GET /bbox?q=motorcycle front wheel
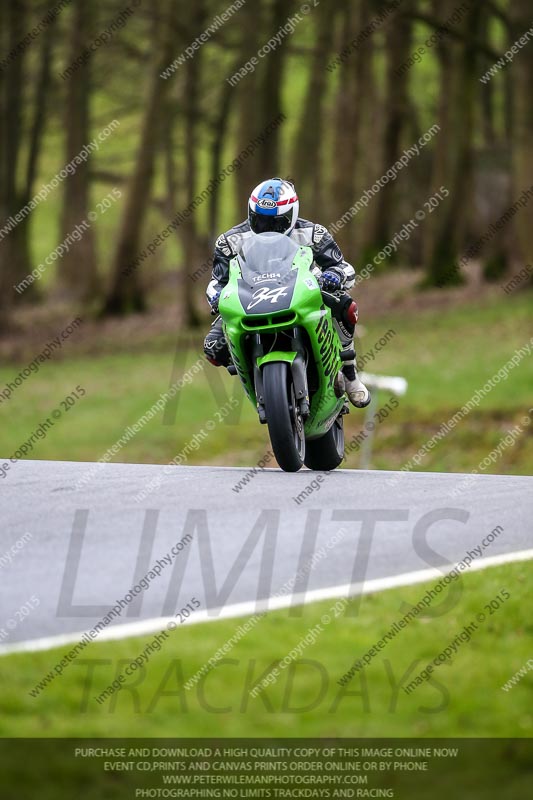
[262,361,305,473]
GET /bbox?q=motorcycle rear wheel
[303,417,345,471]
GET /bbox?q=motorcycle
[218,232,350,472]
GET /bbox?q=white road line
[1,547,532,656]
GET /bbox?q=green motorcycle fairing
[218,232,346,439]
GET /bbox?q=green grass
[1,291,532,474]
[1,561,531,738]
[364,291,533,413]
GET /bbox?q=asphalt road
[0,460,531,652]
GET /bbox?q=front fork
[252,329,310,424]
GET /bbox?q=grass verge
[0,293,532,475]
[1,560,531,738]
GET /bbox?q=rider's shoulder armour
[312,223,328,245]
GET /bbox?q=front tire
[262,362,305,472]
[304,417,345,471]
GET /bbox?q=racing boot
[329,296,371,407]
[339,359,371,408]
[204,316,232,367]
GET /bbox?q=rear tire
[303,417,344,471]
[262,362,304,473]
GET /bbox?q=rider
[203,178,370,408]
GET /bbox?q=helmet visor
[250,208,293,235]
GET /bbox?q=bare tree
[290,0,336,220]
[177,0,208,328]
[330,0,374,255]
[510,0,533,273]
[258,0,291,173]
[234,1,264,207]
[423,0,485,286]
[371,0,415,252]
[0,1,31,323]
[59,0,98,302]
[102,0,175,315]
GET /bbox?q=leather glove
[209,290,221,315]
[319,269,344,292]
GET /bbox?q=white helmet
[248,178,299,235]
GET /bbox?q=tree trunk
[290,0,335,221]
[102,0,175,316]
[423,0,484,287]
[179,0,207,329]
[234,1,263,209]
[371,0,414,251]
[478,12,496,147]
[510,0,533,269]
[24,18,56,207]
[258,0,290,174]
[0,0,31,324]
[330,0,373,254]
[208,75,235,240]
[59,0,98,302]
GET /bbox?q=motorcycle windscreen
[237,232,299,314]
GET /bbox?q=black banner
[0,738,532,799]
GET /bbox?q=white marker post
[358,372,408,469]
